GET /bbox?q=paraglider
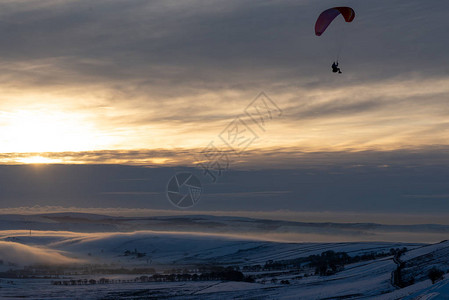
[332,61,342,74]
[315,7,355,37]
[315,7,355,73]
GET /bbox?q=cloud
[2,145,449,167]
[0,240,82,266]
[1,0,449,154]
[1,0,447,84]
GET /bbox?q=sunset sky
[0,0,448,220]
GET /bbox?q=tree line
[52,267,254,286]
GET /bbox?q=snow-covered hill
[0,212,448,299]
[1,212,448,243]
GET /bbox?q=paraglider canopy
[315,7,355,36]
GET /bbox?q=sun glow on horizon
[18,156,62,164]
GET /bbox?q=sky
[0,0,448,222]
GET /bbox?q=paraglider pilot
[332,61,342,74]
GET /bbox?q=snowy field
[0,213,448,299]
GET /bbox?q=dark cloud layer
[2,0,448,89]
[0,146,448,214]
[2,146,449,167]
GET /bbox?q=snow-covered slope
[0,230,420,267]
[0,212,448,299]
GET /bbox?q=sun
[18,156,62,164]
[0,110,101,153]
